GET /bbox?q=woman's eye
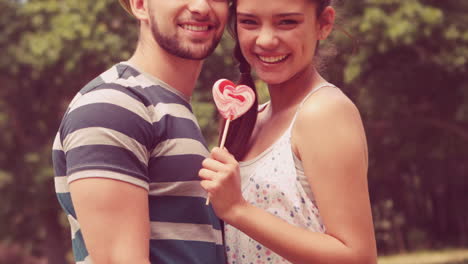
[279,19,298,25]
[238,19,257,25]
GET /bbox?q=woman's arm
[199,88,377,264]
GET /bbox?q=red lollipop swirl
[213,79,255,120]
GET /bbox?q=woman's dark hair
[222,0,333,160]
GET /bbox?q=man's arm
[70,178,150,264]
[61,84,155,263]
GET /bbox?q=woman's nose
[255,27,279,50]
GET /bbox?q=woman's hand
[199,147,247,222]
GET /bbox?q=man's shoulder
[80,63,141,94]
[58,64,155,136]
[62,63,152,113]
[78,63,191,110]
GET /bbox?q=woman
[199,0,377,263]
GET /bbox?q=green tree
[331,0,468,253]
[0,0,137,262]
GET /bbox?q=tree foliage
[0,0,138,262]
[332,0,468,253]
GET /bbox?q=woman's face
[236,0,331,85]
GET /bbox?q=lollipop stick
[219,117,231,149]
[206,117,232,205]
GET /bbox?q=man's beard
[150,16,221,60]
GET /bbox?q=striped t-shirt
[52,62,225,264]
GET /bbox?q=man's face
[148,0,229,60]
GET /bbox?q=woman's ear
[129,0,150,22]
[318,6,335,40]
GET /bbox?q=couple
[52,0,377,263]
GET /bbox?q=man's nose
[187,0,211,18]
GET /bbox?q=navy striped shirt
[52,62,226,264]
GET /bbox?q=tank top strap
[288,83,336,130]
[258,102,269,112]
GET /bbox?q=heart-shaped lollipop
[213,79,256,120]
[206,79,255,205]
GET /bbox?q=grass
[378,249,468,264]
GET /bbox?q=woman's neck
[267,65,326,115]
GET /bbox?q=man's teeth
[182,25,209,31]
[259,55,287,63]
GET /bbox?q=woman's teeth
[258,55,288,63]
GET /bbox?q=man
[52,0,229,263]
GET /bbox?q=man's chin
[178,45,217,60]
[152,29,218,60]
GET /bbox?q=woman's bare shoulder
[296,87,362,128]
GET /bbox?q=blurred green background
[0,0,467,263]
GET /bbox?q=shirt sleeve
[59,87,154,190]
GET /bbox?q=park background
[0,0,467,263]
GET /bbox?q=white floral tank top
[224,84,333,264]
